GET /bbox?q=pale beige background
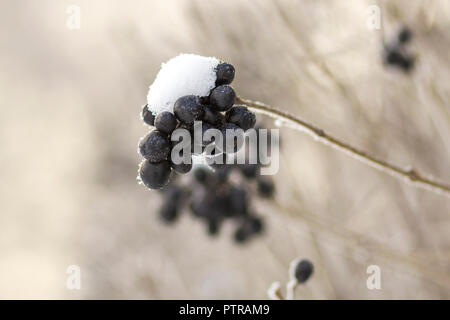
[0,0,449,299]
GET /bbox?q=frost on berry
[147,54,220,115]
[138,54,272,245]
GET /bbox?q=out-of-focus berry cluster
[157,126,275,244]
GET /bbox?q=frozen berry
[226,106,256,131]
[215,63,235,85]
[139,159,172,189]
[139,130,171,163]
[155,111,177,134]
[210,85,235,112]
[294,260,314,283]
[141,104,155,126]
[202,105,224,125]
[174,95,204,125]
[257,178,274,198]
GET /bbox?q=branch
[236,96,450,198]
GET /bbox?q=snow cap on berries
[147,54,220,115]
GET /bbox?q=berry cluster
[384,26,414,72]
[138,62,257,190]
[156,126,275,244]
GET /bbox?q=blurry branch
[263,201,450,289]
[237,96,450,198]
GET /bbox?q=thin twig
[236,96,450,198]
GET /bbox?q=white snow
[146,54,220,115]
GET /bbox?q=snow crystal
[147,54,220,115]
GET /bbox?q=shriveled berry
[225,106,256,131]
[139,130,171,163]
[294,260,314,283]
[210,85,235,112]
[215,63,235,85]
[155,111,177,134]
[174,95,204,125]
[257,178,274,198]
[141,104,155,126]
[202,105,224,125]
[139,159,172,189]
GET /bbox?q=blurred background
[0,0,449,299]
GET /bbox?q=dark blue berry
[141,104,155,126]
[155,111,178,134]
[139,159,172,189]
[294,260,314,283]
[139,130,171,163]
[215,63,235,85]
[174,95,204,125]
[225,106,256,131]
[202,105,224,125]
[210,85,235,112]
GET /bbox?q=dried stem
[236,96,450,198]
